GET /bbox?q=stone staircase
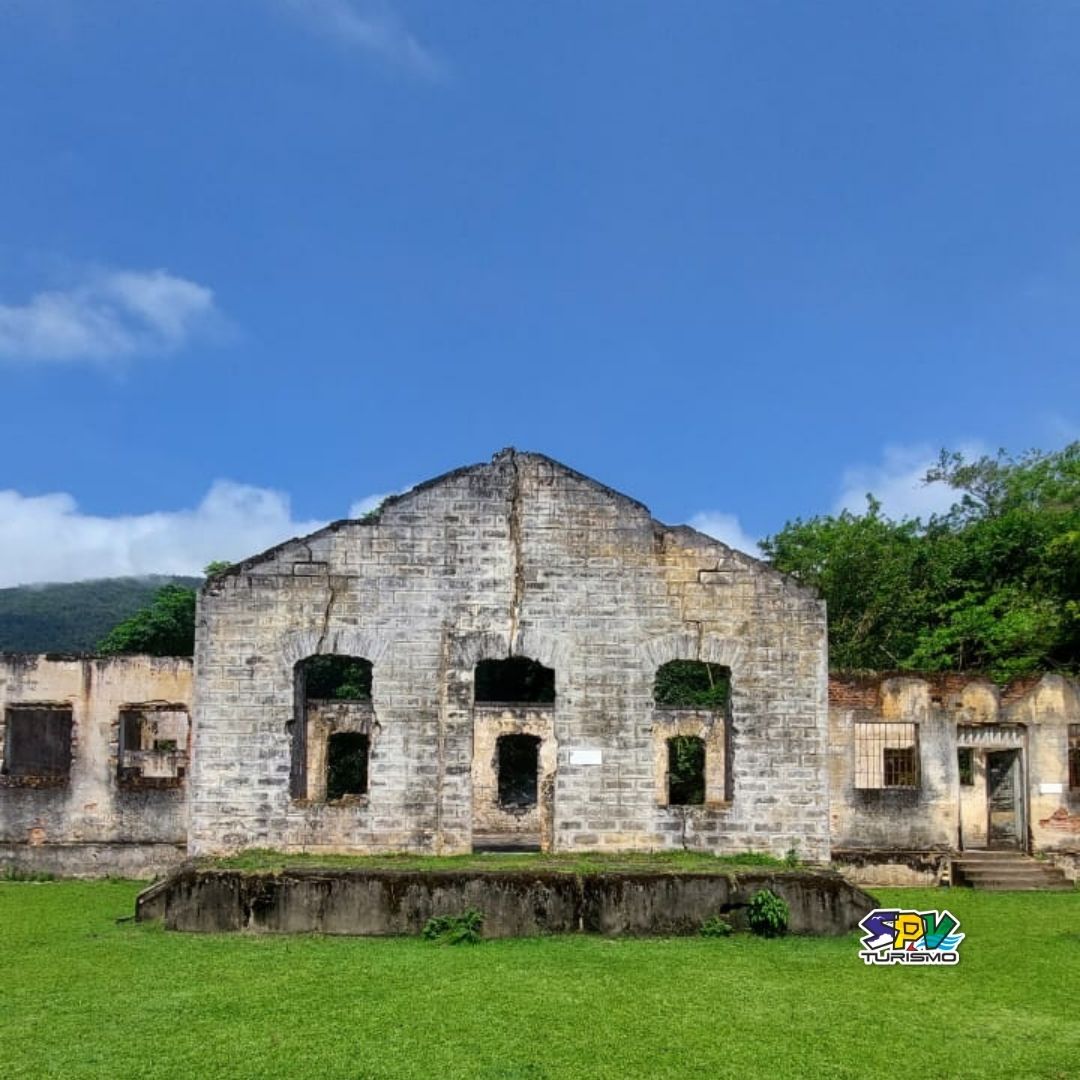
[951,851,1073,891]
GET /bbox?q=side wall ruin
[0,654,192,877]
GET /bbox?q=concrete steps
[952,852,1074,891]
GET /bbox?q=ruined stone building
[2,450,1078,882]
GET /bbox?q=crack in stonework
[507,450,525,655]
[315,578,337,655]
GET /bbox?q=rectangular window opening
[958,747,974,787]
[118,706,189,786]
[496,734,540,809]
[667,735,706,805]
[2,706,73,781]
[1069,726,1080,791]
[326,732,369,800]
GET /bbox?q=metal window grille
[855,722,920,789]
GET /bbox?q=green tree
[96,562,231,657]
[97,584,197,657]
[763,442,1080,681]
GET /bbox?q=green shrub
[783,846,800,868]
[422,909,484,945]
[699,916,733,938]
[746,889,789,937]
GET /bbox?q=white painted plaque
[570,749,603,765]
[1040,783,1064,794]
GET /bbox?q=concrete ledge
[0,842,187,880]
[136,867,876,937]
[831,849,951,887]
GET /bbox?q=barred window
[855,722,920,790]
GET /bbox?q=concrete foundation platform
[136,866,877,937]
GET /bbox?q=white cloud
[277,0,441,77]
[0,482,329,587]
[0,268,221,364]
[687,512,762,557]
[834,442,987,521]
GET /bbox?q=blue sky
[1,1,1078,584]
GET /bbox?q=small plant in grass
[422,909,484,944]
[783,846,800,868]
[699,915,733,938]
[746,888,789,937]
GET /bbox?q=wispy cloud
[0,267,222,365]
[0,482,330,587]
[834,441,987,521]
[687,511,762,557]
[277,0,442,78]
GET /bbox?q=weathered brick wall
[0,654,192,876]
[828,672,1080,855]
[191,450,830,860]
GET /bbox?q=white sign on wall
[1040,783,1064,794]
[570,749,603,765]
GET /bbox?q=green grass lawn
[1,882,1077,1079]
[202,848,789,873]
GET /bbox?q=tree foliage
[96,584,197,657]
[96,563,230,657]
[762,443,1080,681]
[0,576,201,653]
[300,655,373,700]
[654,660,731,709]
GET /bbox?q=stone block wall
[191,449,830,860]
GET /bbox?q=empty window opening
[326,733,369,800]
[496,734,540,808]
[958,748,974,787]
[475,657,555,705]
[668,735,706,805]
[118,706,189,785]
[299,655,373,701]
[1069,726,1080,791]
[2,706,73,781]
[855,723,920,789]
[654,661,731,709]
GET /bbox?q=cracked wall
[191,449,830,859]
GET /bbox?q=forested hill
[0,577,202,654]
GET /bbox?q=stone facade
[190,449,830,860]
[4,449,1078,881]
[0,653,192,877]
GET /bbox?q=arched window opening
[291,654,374,801]
[654,661,730,709]
[497,734,541,808]
[475,657,555,705]
[299,655,372,701]
[668,736,706,805]
[326,732,369,800]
